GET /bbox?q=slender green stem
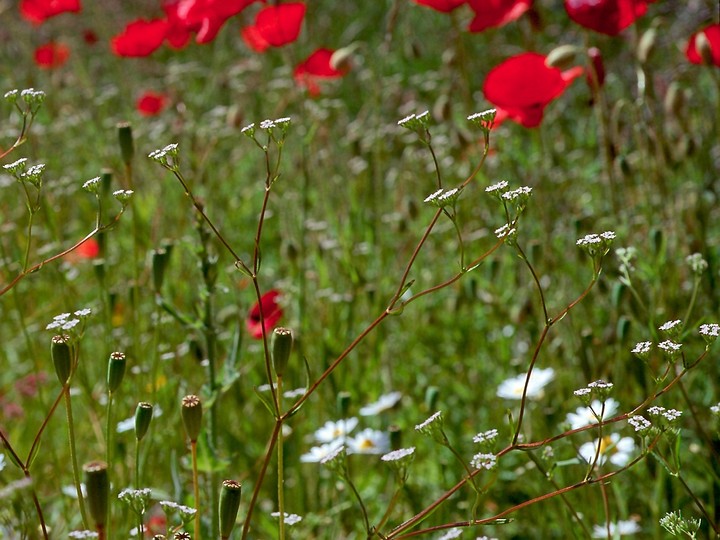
[66,387,89,529]
[105,391,114,540]
[191,440,201,540]
[277,376,286,540]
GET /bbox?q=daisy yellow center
[359,438,376,450]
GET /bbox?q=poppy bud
[51,335,73,385]
[219,479,242,539]
[637,28,657,64]
[587,47,605,90]
[272,327,293,378]
[545,44,579,70]
[181,395,203,442]
[107,352,127,393]
[135,402,154,441]
[117,122,134,166]
[83,461,109,530]
[664,81,684,117]
[695,31,714,66]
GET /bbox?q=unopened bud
[545,44,579,70]
[135,402,154,441]
[83,461,109,529]
[219,480,242,539]
[107,351,127,393]
[181,394,203,442]
[272,327,293,378]
[51,335,73,385]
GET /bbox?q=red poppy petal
[136,92,168,116]
[412,0,466,13]
[247,290,283,339]
[564,0,649,36]
[34,42,70,68]
[255,2,306,47]
[467,0,531,32]
[20,0,81,25]
[111,18,169,57]
[241,25,271,52]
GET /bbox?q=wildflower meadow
[1,0,720,539]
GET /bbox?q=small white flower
[699,323,720,337]
[159,500,196,516]
[359,391,402,416]
[566,398,619,430]
[320,444,345,465]
[68,531,99,539]
[628,415,651,432]
[415,411,442,431]
[300,441,343,463]
[271,512,303,525]
[283,387,306,399]
[470,452,497,470]
[346,428,390,455]
[61,319,80,331]
[313,418,359,444]
[631,341,652,355]
[494,224,516,239]
[659,319,682,332]
[74,308,92,318]
[501,186,532,201]
[241,123,255,134]
[497,368,555,400]
[260,119,276,130]
[587,380,613,390]
[472,429,498,444]
[647,406,665,416]
[662,408,682,421]
[485,180,508,194]
[591,519,641,537]
[658,340,682,353]
[437,528,463,540]
[711,403,720,415]
[424,189,443,203]
[381,447,415,462]
[82,177,101,192]
[574,387,592,397]
[578,433,635,467]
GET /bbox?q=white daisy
[497,368,555,400]
[300,441,343,463]
[346,428,390,455]
[313,418,358,444]
[359,392,402,416]
[566,398,619,430]
[591,519,641,537]
[578,433,635,467]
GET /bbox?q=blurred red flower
[137,92,168,116]
[412,0,465,12]
[294,48,348,96]
[20,0,81,25]
[69,237,100,261]
[564,0,652,36]
[111,19,169,57]
[247,290,283,339]
[168,0,259,44]
[241,2,306,51]
[686,24,720,67]
[83,29,99,45]
[467,0,531,32]
[34,42,70,68]
[483,52,583,128]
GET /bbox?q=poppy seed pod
[219,480,242,539]
[181,395,203,442]
[135,402,154,441]
[83,461,109,529]
[272,327,293,378]
[107,352,126,393]
[51,334,73,385]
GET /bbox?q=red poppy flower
[83,29,99,45]
[247,290,283,339]
[34,42,70,69]
[20,0,81,25]
[686,24,720,67]
[111,19,169,57]
[241,2,306,51]
[169,0,259,44]
[467,0,531,32]
[564,0,652,36]
[136,91,168,116]
[64,237,100,263]
[412,0,466,12]
[482,52,583,128]
[294,48,348,96]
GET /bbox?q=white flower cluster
[472,429,498,444]
[485,180,508,194]
[628,415,651,432]
[148,143,179,167]
[501,186,532,201]
[647,406,682,422]
[657,340,682,354]
[631,341,652,355]
[470,452,497,470]
[397,110,429,129]
[699,323,719,337]
[658,319,682,332]
[271,512,303,526]
[159,500,196,516]
[424,187,461,207]
[381,447,415,463]
[46,309,92,332]
[576,231,615,247]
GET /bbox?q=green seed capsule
[51,335,73,385]
[83,461,109,529]
[135,402,154,441]
[272,327,293,378]
[107,352,127,393]
[219,479,242,539]
[181,395,203,442]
